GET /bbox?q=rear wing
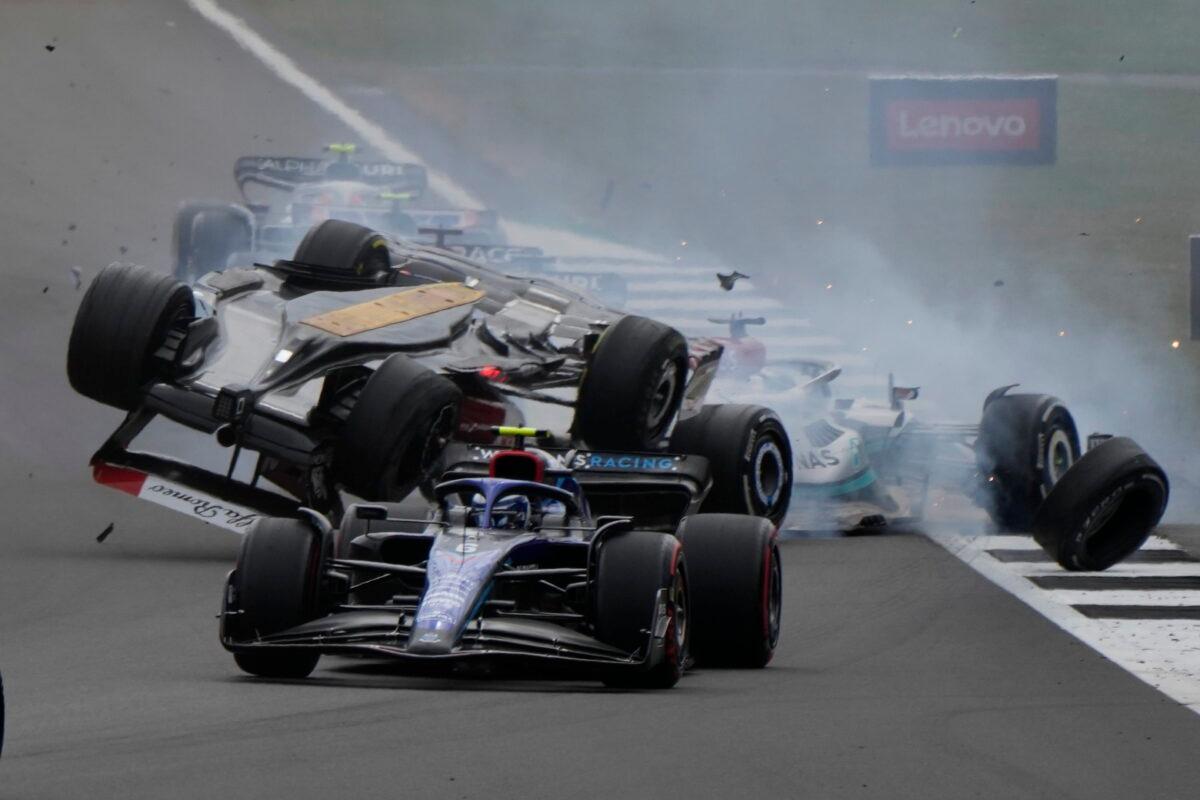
[233,155,428,199]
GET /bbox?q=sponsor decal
[869,77,1056,165]
[469,448,679,473]
[447,244,544,263]
[93,464,261,533]
[796,449,841,470]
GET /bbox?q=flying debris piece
[825,283,833,290]
[42,286,48,294]
[680,240,688,247]
[716,271,749,291]
[96,523,114,543]
[952,27,963,38]
[45,44,56,52]
[1119,54,1125,62]
[118,245,128,255]
[1058,330,1067,337]
[1079,232,1089,237]
[1135,217,1143,224]
[906,320,914,326]
[70,266,82,290]
[1171,340,1181,349]
[816,218,824,226]
[993,279,1005,287]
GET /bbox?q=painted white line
[980,534,1184,551]
[926,525,1200,711]
[1043,590,1200,606]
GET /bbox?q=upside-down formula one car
[68,219,793,528]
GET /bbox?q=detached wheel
[67,263,194,410]
[574,315,687,451]
[334,354,461,502]
[1032,437,1169,571]
[227,517,325,678]
[294,219,391,278]
[678,514,781,668]
[173,202,253,283]
[594,531,688,689]
[976,391,1079,531]
[670,404,793,526]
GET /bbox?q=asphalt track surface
[3,3,1200,798]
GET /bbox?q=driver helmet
[489,495,530,531]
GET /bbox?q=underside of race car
[69,218,798,529]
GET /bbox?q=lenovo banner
[869,76,1057,166]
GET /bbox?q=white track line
[927,526,1200,711]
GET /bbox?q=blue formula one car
[221,427,782,689]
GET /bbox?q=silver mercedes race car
[704,316,1083,533]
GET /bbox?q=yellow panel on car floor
[302,282,484,337]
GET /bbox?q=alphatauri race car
[172,144,506,283]
[221,428,782,688]
[68,219,792,528]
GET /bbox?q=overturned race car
[68,218,792,529]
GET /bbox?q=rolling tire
[594,531,688,689]
[173,203,253,283]
[334,354,461,502]
[976,392,1080,531]
[229,517,325,679]
[677,514,781,668]
[1032,437,1169,571]
[66,263,194,411]
[293,219,391,278]
[669,404,793,527]
[573,315,687,451]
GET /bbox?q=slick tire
[976,391,1080,531]
[1032,437,1169,571]
[172,202,253,283]
[229,517,325,679]
[574,315,688,451]
[334,355,461,502]
[594,531,688,689]
[67,263,194,411]
[293,219,391,278]
[677,514,781,668]
[670,404,793,526]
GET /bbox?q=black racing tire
[334,354,462,502]
[594,531,688,689]
[976,391,1080,531]
[228,517,325,679]
[670,404,793,527]
[173,203,253,283]
[1032,437,1169,571]
[677,514,781,668]
[573,315,688,451]
[67,263,194,411]
[293,219,391,278]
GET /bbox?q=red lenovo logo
[885,98,1041,152]
[869,77,1056,165]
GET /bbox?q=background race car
[172,143,507,282]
